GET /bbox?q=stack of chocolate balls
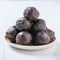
[5,7,56,45]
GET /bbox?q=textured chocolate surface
[16,31,32,45]
[24,7,39,22]
[6,26,18,43]
[34,31,50,45]
[46,28,56,42]
[5,7,56,45]
[32,19,46,31]
[16,17,31,30]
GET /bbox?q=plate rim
[5,38,56,47]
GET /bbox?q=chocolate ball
[34,31,50,45]
[23,7,39,22]
[46,28,56,42]
[32,19,46,31]
[16,31,32,45]
[6,26,18,43]
[16,17,31,31]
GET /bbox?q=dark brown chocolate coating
[6,26,18,43]
[16,31,32,45]
[34,31,50,45]
[16,17,31,31]
[32,19,46,31]
[46,28,56,42]
[5,7,56,46]
[23,7,39,22]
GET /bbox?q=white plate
[5,39,56,50]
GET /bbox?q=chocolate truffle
[16,31,32,45]
[6,26,18,43]
[46,28,56,42]
[34,31,50,45]
[16,17,31,31]
[32,19,46,31]
[23,7,39,22]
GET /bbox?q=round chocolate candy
[46,28,56,42]
[32,19,46,31]
[6,26,18,43]
[23,7,39,22]
[34,31,50,45]
[16,17,31,31]
[16,31,32,45]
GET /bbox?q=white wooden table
[0,1,60,60]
